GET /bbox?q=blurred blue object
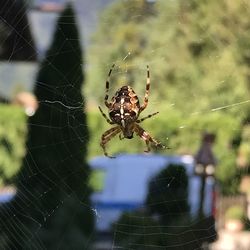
[89,154,216,232]
[0,187,16,203]
[0,193,14,203]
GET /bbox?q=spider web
[0,0,250,249]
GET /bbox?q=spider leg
[100,126,121,158]
[139,65,150,113]
[134,124,166,152]
[98,106,114,124]
[136,111,159,123]
[105,64,115,108]
[119,134,125,140]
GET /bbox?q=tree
[87,0,156,103]
[87,0,249,193]
[0,0,37,61]
[0,4,94,249]
[89,0,250,116]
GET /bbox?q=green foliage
[0,104,26,186]
[145,0,250,117]
[88,0,250,115]
[88,108,240,194]
[88,168,106,192]
[237,125,250,169]
[88,0,250,116]
[87,0,250,194]
[216,152,240,195]
[1,4,94,249]
[87,0,156,104]
[225,205,246,221]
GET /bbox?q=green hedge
[0,104,27,186]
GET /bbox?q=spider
[98,64,166,158]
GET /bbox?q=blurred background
[1,0,250,249]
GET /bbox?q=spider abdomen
[109,86,140,126]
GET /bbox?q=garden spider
[99,64,166,157]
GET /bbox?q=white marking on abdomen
[120,98,125,127]
[121,119,125,127]
[120,98,124,115]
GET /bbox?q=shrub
[0,104,27,186]
[145,164,189,225]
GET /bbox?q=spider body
[109,86,139,138]
[99,64,166,157]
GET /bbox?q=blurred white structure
[13,91,38,116]
[211,230,250,250]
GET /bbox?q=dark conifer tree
[1,4,94,249]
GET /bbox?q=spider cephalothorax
[99,64,166,157]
